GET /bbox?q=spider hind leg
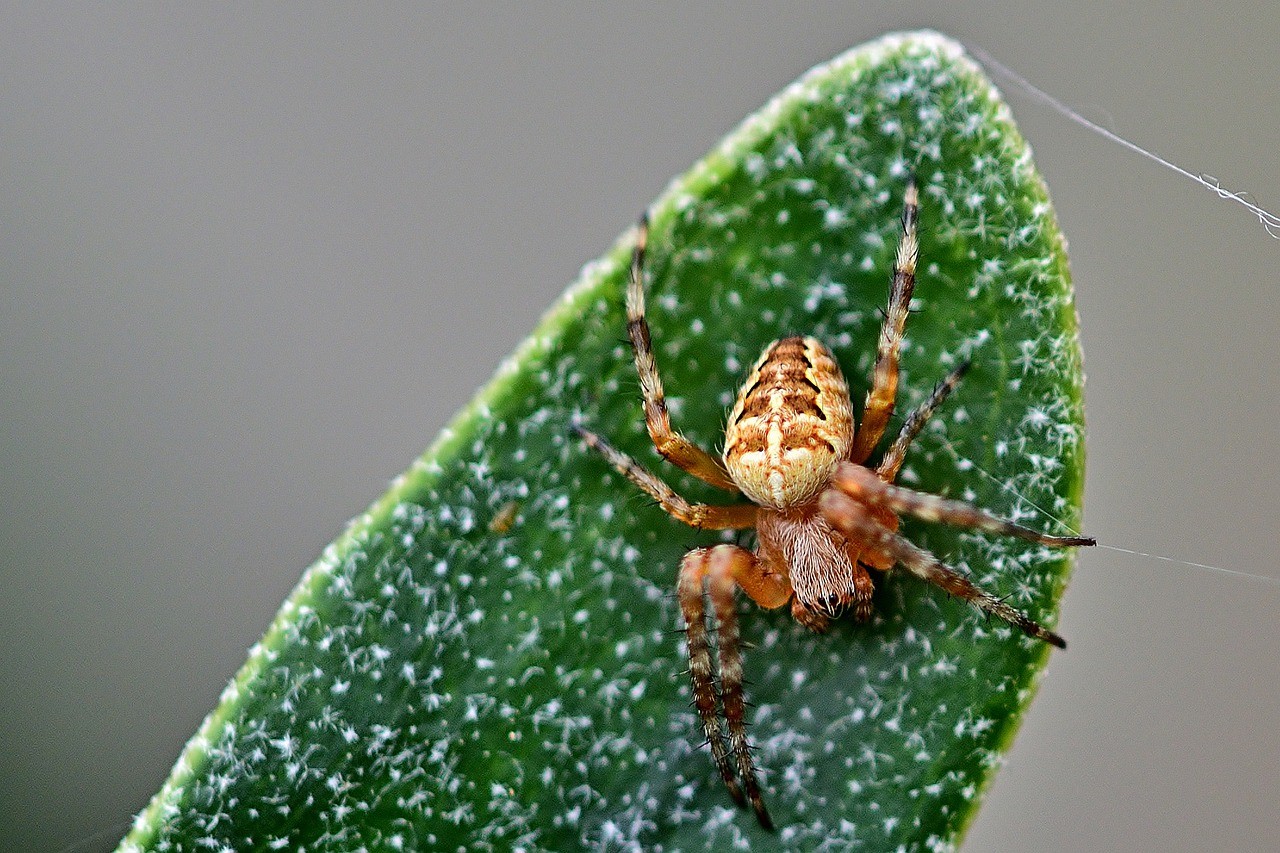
[572,426,757,530]
[626,216,740,492]
[876,359,970,482]
[850,180,919,463]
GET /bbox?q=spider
[572,180,1093,830]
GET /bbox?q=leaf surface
[121,31,1085,852]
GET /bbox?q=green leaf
[120,30,1083,852]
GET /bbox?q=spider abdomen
[723,336,855,508]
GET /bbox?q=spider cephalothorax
[574,181,1093,829]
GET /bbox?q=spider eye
[818,593,846,617]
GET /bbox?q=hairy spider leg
[627,215,740,492]
[850,180,919,464]
[818,490,1068,648]
[678,549,743,810]
[876,360,971,482]
[573,426,757,529]
[679,545,790,831]
[830,462,1095,548]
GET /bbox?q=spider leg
[678,548,743,810]
[818,491,1067,648]
[830,462,1095,548]
[627,215,740,492]
[850,180,919,463]
[573,426,757,529]
[679,545,790,830]
[876,360,970,482]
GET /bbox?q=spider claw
[749,796,776,831]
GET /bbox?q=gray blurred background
[2,5,1276,852]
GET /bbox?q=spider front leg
[818,489,1069,648]
[627,215,739,492]
[678,544,790,830]
[831,462,1094,548]
[850,180,919,463]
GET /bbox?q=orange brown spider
[573,181,1093,830]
